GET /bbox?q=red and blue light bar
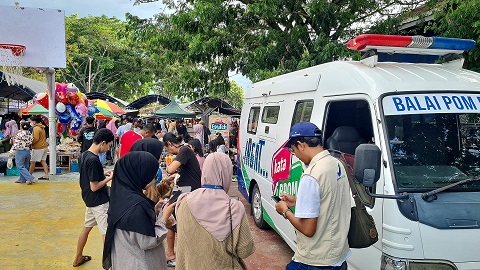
[347,34,475,54]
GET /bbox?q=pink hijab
[177,152,244,241]
[106,120,117,137]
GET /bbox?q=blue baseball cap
[285,122,322,147]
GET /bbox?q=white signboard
[383,93,480,115]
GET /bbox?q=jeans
[15,149,34,183]
[98,152,106,166]
[286,261,347,270]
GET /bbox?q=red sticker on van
[271,142,291,192]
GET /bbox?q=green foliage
[132,0,432,98]
[426,0,480,72]
[209,80,244,110]
[59,14,155,101]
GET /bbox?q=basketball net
[0,44,26,86]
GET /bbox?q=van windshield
[385,113,480,192]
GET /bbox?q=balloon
[58,114,71,124]
[56,102,66,114]
[66,83,78,95]
[56,123,65,135]
[70,118,82,131]
[87,104,99,116]
[34,92,49,108]
[55,91,67,104]
[66,104,81,119]
[56,82,67,93]
[67,92,79,105]
[75,103,88,118]
[78,92,87,105]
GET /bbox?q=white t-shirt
[294,175,320,218]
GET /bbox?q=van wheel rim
[253,192,262,220]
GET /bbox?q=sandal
[167,260,176,267]
[73,255,91,267]
[38,176,49,180]
[27,181,33,185]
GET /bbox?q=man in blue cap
[275,122,350,270]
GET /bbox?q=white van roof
[247,61,480,100]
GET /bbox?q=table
[34,152,76,172]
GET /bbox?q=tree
[131,0,437,99]
[210,80,244,109]
[59,15,155,101]
[425,0,480,72]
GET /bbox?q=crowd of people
[1,113,50,184]
[72,114,254,269]
[3,109,352,269]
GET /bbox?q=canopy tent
[0,71,47,102]
[185,97,241,116]
[153,99,196,118]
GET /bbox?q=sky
[0,0,252,91]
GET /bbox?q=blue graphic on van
[243,138,268,178]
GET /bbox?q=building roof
[126,94,171,110]
[0,71,47,102]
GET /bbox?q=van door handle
[265,126,269,134]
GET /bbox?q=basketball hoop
[0,43,26,86]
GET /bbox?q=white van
[237,34,480,270]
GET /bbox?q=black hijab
[130,138,164,160]
[102,151,160,269]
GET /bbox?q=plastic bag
[7,157,13,169]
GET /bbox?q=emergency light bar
[347,34,476,56]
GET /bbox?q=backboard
[0,5,66,68]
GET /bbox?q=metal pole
[45,68,56,175]
[88,57,92,93]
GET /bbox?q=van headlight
[381,254,457,270]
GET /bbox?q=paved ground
[0,167,293,269]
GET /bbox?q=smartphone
[271,195,281,203]
[168,190,182,205]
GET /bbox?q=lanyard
[201,184,224,190]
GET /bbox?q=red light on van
[347,34,412,51]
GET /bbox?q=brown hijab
[177,152,244,241]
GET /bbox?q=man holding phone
[73,128,115,267]
[275,122,351,270]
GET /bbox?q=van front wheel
[252,183,269,229]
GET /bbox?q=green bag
[6,166,20,176]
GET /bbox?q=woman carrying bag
[9,122,35,184]
[174,153,255,269]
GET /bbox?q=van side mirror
[354,144,381,187]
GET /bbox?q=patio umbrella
[94,106,117,120]
[21,103,48,115]
[95,99,125,115]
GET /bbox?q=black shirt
[79,151,109,207]
[203,126,211,145]
[78,126,97,153]
[176,124,188,137]
[174,146,201,191]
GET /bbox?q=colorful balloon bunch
[33,82,91,137]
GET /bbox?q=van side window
[291,100,314,127]
[247,107,260,134]
[262,106,280,124]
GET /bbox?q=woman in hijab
[130,138,164,161]
[131,138,172,202]
[102,151,176,270]
[175,152,255,270]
